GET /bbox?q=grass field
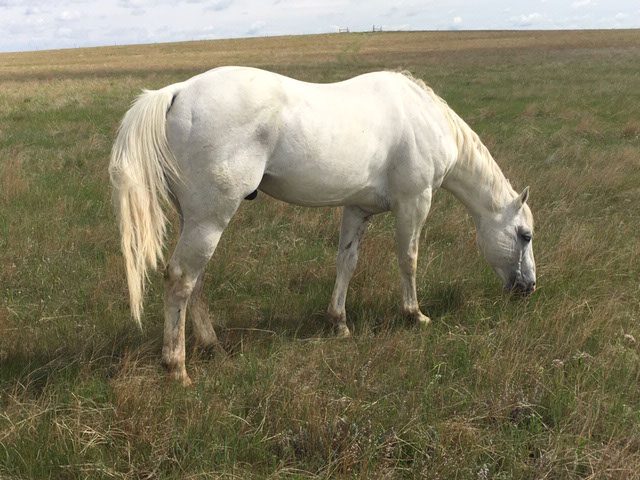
[1,30,640,479]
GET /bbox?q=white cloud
[572,0,593,8]
[57,26,73,37]
[384,6,399,17]
[246,20,266,35]
[24,6,42,16]
[119,0,145,8]
[192,25,222,39]
[449,16,462,30]
[511,12,543,26]
[206,0,234,11]
[58,10,80,21]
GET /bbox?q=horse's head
[476,187,536,295]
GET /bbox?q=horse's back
[166,67,456,211]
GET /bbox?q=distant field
[1,30,639,479]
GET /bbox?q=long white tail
[109,85,182,327]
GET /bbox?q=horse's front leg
[327,206,371,336]
[393,190,432,327]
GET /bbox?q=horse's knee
[164,263,197,300]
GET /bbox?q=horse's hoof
[196,341,227,358]
[162,360,193,387]
[416,313,431,327]
[335,324,351,338]
[166,370,193,387]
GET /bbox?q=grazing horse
[109,67,536,385]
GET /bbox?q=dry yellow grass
[2,29,639,81]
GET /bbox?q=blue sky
[0,0,638,52]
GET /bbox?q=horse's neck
[441,136,515,223]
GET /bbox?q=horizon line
[1,26,639,55]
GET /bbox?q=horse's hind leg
[163,220,229,386]
[327,206,371,336]
[162,145,265,384]
[175,205,220,351]
[393,190,432,327]
[163,167,254,383]
[188,272,220,349]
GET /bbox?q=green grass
[1,30,640,478]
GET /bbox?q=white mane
[401,72,517,212]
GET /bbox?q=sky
[0,0,638,52]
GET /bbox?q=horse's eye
[520,232,532,243]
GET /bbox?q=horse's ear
[517,186,530,208]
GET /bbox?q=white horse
[109,66,536,385]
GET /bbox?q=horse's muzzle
[508,280,536,296]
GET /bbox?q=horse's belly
[259,156,386,209]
